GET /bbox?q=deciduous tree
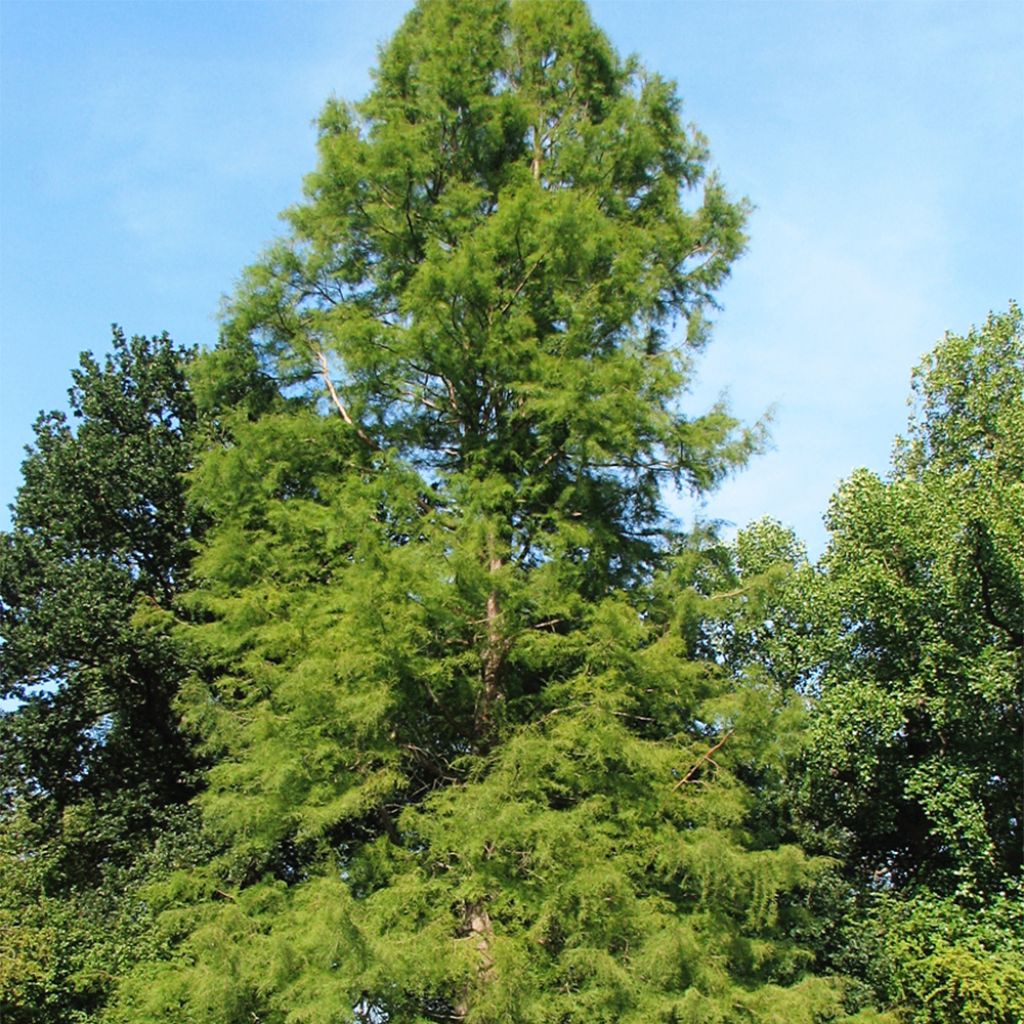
[786,306,1024,1024]
[111,3,887,1021]
[802,305,1023,891]
[0,329,205,1021]
[0,328,200,843]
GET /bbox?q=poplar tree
[115,2,887,1020]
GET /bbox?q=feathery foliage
[106,3,880,1021]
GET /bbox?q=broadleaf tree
[0,329,205,1021]
[801,305,1023,893]
[0,328,201,841]
[781,306,1023,1024]
[110,2,890,1021]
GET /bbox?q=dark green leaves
[802,309,1023,890]
[0,328,199,819]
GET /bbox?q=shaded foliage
[0,329,206,1021]
[0,328,201,835]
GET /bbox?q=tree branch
[672,730,734,790]
[492,256,545,322]
[315,348,380,451]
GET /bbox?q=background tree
[672,308,1024,1024]
[0,329,205,1021]
[802,304,1022,891]
[792,305,1024,1023]
[0,328,200,827]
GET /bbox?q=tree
[801,304,1023,892]
[110,2,887,1020]
[0,329,203,1021]
[0,328,200,831]
[787,306,1023,1024]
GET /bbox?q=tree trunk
[475,546,505,743]
[453,903,495,1021]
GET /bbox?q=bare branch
[314,348,381,451]
[444,375,460,415]
[402,387,444,413]
[612,711,657,723]
[529,618,563,632]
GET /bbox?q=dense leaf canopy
[803,305,1023,891]
[0,329,199,827]
[0,329,205,1020]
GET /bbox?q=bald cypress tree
[114,3,889,1020]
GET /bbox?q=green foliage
[0,803,210,1024]
[690,313,1024,1023]
[800,305,1023,891]
[104,2,871,1021]
[0,328,200,826]
[735,308,1024,1023]
[9,5,1011,1021]
[226,0,760,536]
[856,886,1024,1024]
[0,329,204,1021]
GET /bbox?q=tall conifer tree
[115,3,889,1020]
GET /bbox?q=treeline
[1,2,1021,1022]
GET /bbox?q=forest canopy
[1,2,1020,1022]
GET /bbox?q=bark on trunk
[475,550,505,742]
[453,903,495,1021]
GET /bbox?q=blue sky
[1,0,1021,556]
